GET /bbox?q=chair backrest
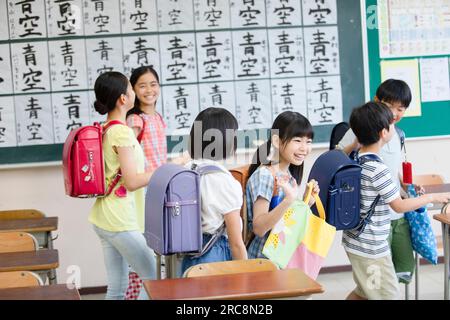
[413,174,444,186]
[0,271,43,289]
[0,209,45,220]
[183,258,278,278]
[0,232,39,253]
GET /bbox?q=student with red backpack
[88,71,156,300]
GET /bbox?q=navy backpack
[308,150,383,232]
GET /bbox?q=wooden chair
[183,258,278,278]
[0,232,39,253]
[0,271,43,289]
[0,209,45,220]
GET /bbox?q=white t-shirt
[338,128,404,220]
[186,159,243,235]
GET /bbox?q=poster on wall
[378,0,450,58]
[0,0,345,148]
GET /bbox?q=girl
[246,111,320,259]
[89,71,156,300]
[126,65,189,171]
[181,107,248,274]
[124,66,189,298]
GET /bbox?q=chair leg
[415,252,419,300]
[404,282,409,300]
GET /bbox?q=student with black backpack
[337,79,422,287]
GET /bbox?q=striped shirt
[126,112,167,172]
[342,152,400,259]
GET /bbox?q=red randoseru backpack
[62,120,124,198]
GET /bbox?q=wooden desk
[143,268,323,300]
[0,217,58,234]
[434,207,450,300]
[0,284,80,300]
[0,249,59,285]
[0,217,59,284]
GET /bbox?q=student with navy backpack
[337,79,422,286]
[180,107,248,274]
[342,102,450,300]
[89,71,156,300]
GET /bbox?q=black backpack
[329,121,350,150]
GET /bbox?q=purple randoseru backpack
[144,163,221,255]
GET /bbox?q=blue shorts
[181,234,232,274]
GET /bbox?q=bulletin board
[0,0,365,165]
[365,0,450,139]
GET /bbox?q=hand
[276,174,298,203]
[430,192,450,204]
[304,179,320,207]
[414,184,425,196]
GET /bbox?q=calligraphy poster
[0,0,343,148]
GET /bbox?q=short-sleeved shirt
[89,124,146,233]
[186,159,243,235]
[246,166,292,259]
[126,112,167,172]
[338,128,403,220]
[342,152,400,259]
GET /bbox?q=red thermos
[402,161,412,184]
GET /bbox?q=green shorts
[388,217,415,283]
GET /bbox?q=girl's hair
[127,65,160,117]
[188,107,238,161]
[93,71,129,115]
[249,111,314,184]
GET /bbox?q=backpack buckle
[173,203,181,216]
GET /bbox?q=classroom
[0,0,450,302]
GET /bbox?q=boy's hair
[93,71,129,115]
[127,65,160,117]
[188,107,238,161]
[249,111,314,185]
[350,101,394,146]
[376,79,412,109]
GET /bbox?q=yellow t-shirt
[89,124,145,233]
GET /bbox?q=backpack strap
[189,223,226,259]
[136,114,146,143]
[395,125,405,152]
[102,120,126,196]
[352,153,383,236]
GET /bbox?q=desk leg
[156,255,162,280]
[443,224,449,300]
[47,231,57,285]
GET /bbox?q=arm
[224,211,248,260]
[389,192,450,213]
[116,146,153,192]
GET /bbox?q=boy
[342,102,450,300]
[338,79,418,285]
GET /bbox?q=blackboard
[365,0,450,139]
[0,0,365,165]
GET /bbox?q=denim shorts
[181,234,232,274]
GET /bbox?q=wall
[1,137,449,288]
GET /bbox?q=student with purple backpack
[180,107,248,274]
